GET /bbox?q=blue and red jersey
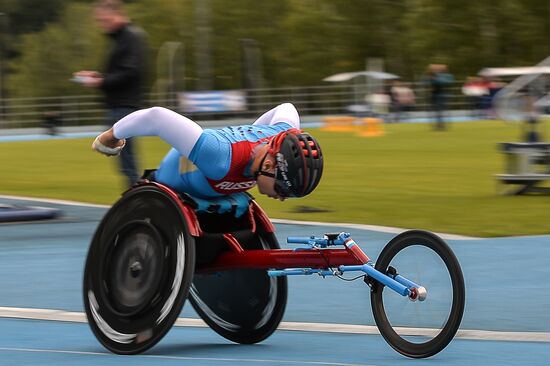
[154,122,292,198]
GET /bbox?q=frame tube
[196,249,364,272]
[393,274,422,290]
[340,264,410,297]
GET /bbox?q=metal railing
[0,81,475,129]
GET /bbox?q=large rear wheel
[189,229,287,344]
[83,185,196,354]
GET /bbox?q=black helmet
[268,129,323,198]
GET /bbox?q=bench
[495,142,550,194]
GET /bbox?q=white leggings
[112,103,300,157]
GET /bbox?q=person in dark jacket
[425,64,454,130]
[74,0,147,187]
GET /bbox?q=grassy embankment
[1,120,549,237]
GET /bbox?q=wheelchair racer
[93,103,323,201]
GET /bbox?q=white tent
[323,71,399,82]
[322,71,399,114]
[479,67,550,77]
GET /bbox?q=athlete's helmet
[267,129,323,198]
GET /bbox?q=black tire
[370,230,465,358]
[83,185,196,355]
[189,230,287,344]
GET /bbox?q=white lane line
[0,307,86,323]
[271,218,479,240]
[0,347,375,366]
[0,194,478,240]
[1,307,549,343]
[0,195,109,208]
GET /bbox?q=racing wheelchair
[83,180,465,359]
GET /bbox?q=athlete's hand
[92,129,126,156]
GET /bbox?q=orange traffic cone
[357,117,384,137]
[321,116,357,132]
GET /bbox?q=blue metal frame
[267,232,422,299]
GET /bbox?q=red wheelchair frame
[83,180,465,359]
[153,181,370,272]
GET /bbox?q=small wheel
[83,185,196,354]
[189,230,287,344]
[370,230,465,358]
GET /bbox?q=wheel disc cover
[106,222,165,316]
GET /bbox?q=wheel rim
[191,268,278,330]
[371,231,465,358]
[379,244,454,343]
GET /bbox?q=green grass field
[1,120,549,237]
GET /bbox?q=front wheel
[370,230,465,358]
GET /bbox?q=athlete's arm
[252,103,300,129]
[112,107,203,157]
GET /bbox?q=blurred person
[523,116,542,143]
[92,103,323,201]
[425,64,454,130]
[521,95,542,143]
[390,80,415,122]
[366,92,391,120]
[479,77,505,119]
[543,76,550,115]
[74,0,147,187]
[461,76,487,118]
[42,110,62,136]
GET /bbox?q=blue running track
[1,196,549,365]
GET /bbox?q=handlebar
[287,232,350,247]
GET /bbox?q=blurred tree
[5,0,550,98]
[6,0,195,98]
[209,0,289,88]
[276,0,352,85]
[1,0,67,36]
[402,0,543,77]
[7,3,104,98]
[322,0,407,75]
[129,0,193,97]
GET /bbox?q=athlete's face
[257,174,285,201]
[256,153,285,201]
